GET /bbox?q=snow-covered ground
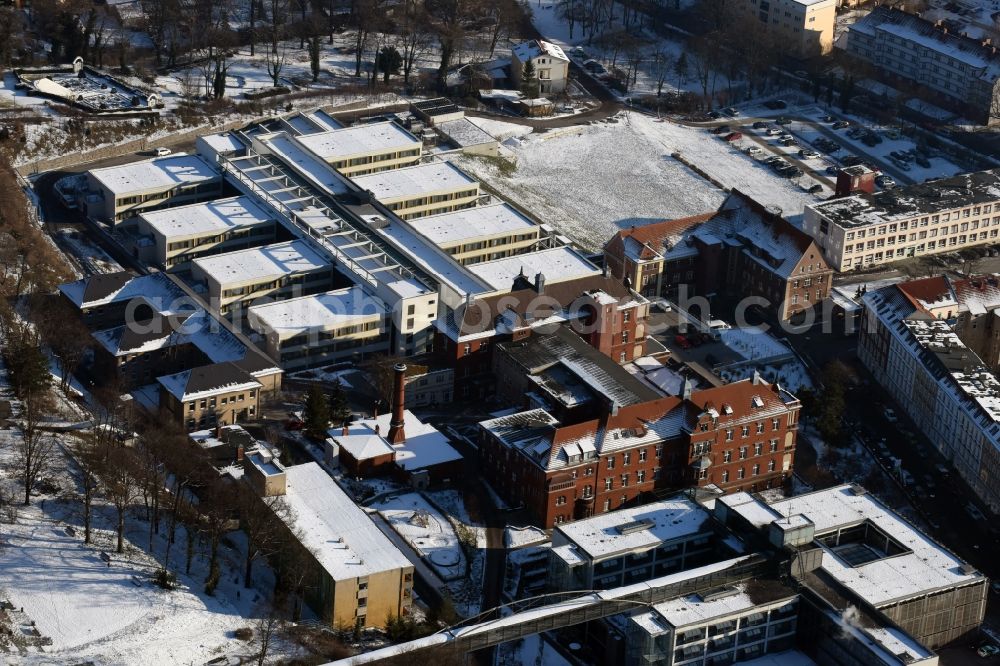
[716,328,814,393]
[496,632,573,666]
[375,492,466,581]
[456,112,834,250]
[426,489,487,617]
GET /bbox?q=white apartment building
[804,169,1000,271]
[745,0,836,57]
[352,162,481,220]
[293,121,422,177]
[136,195,277,269]
[859,284,1000,514]
[191,240,334,316]
[248,286,389,370]
[844,6,1000,124]
[84,154,223,224]
[510,40,570,94]
[407,202,542,265]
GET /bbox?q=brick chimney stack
[387,363,407,445]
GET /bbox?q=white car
[155,147,172,156]
[746,146,762,155]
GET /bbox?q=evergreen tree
[521,60,539,98]
[674,51,688,87]
[328,380,351,425]
[303,384,330,439]
[376,46,403,83]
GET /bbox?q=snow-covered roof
[336,434,395,462]
[248,287,385,338]
[716,491,783,528]
[554,497,713,560]
[436,118,498,148]
[193,240,330,285]
[512,39,569,63]
[139,195,275,239]
[765,485,984,606]
[467,246,601,291]
[645,583,795,630]
[157,362,262,402]
[407,202,538,247]
[333,410,463,471]
[197,132,244,157]
[293,121,420,161]
[59,271,185,309]
[257,132,351,196]
[275,463,413,581]
[88,154,219,195]
[352,162,478,202]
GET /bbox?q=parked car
[807,183,823,194]
[767,127,783,136]
[705,110,721,119]
[821,115,835,122]
[775,116,792,125]
[763,155,784,165]
[915,155,931,168]
[722,106,740,117]
[832,120,851,129]
[978,644,1000,658]
[779,137,796,147]
[745,145,762,155]
[799,149,820,158]
[284,418,305,431]
[723,131,743,142]
[826,165,841,175]
[155,147,172,156]
[752,121,769,129]
[764,99,788,109]
[862,132,883,146]
[711,125,731,135]
[783,167,803,178]
[583,59,607,75]
[674,334,692,349]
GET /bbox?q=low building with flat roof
[293,121,422,177]
[352,162,480,220]
[467,246,602,293]
[136,195,278,270]
[259,462,415,629]
[408,202,541,265]
[191,240,335,316]
[248,286,389,370]
[84,154,223,224]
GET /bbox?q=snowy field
[376,492,466,581]
[458,113,829,250]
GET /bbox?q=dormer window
[751,395,764,409]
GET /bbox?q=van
[708,320,731,339]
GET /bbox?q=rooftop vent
[849,484,867,496]
[616,519,655,536]
[959,563,978,575]
[698,586,741,603]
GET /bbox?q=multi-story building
[352,162,480,220]
[859,280,1000,512]
[292,121,422,177]
[717,484,988,649]
[158,361,263,429]
[548,496,731,591]
[253,460,415,629]
[135,195,277,270]
[510,40,570,94]
[805,169,1000,271]
[605,191,832,321]
[190,240,336,316]
[407,202,542,265]
[843,6,1000,124]
[247,287,389,370]
[83,154,223,224]
[742,0,836,57]
[478,374,799,528]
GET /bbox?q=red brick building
[604,191,833,322]
[435,274,649,400]
[478,375,801,528]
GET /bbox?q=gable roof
[157,361,262,401]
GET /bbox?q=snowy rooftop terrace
[765,485,984,606]
[293,121,420,161]
[139,195,275,239]
[408,202,538,246]
[467,246,602,292]
[808,168,1000,229]
[554,497,714,561]
[248,286,385,337]
[192,240,330,285]
[89,154,219,195]
[276,463,413,581]
[352,162,478,201]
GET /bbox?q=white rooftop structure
[408,202,538,246]
[333,410,463,472]
[293,121,420,161]
[275,463,413,580]
[192,240,329,284]
[352,162,478,200]
[248,287,385,336]
[139,195,275,238]
[89,154,219,194]
[555,497,712,560]
[467,246,602,292]
[257,132,352,195]
[649,583,790,628]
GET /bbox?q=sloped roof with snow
[157,362,262,401]
[331,410,462,471]
[512,39,569,63]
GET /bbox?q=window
[637,470,645,483]
[756,422,764,434]
[737,468,746,480]
[725,429,734,441]
[556,495,566,505]
[741,425,750,438]
[621,331,629,344]
[639,449,647,462]
[607,457,616,470]
[655,445,663,458]
[623,311,630,323]
[462,343,471,356]
[769,439,778,453]
[771,417,780,430]
[739,446,748,460]
[752,464,760,476]
[768,459,776,472]
[722,470,730,483]
[754,442,762,456]
[621,474,629,487]
[723,450,732,463]
[605,478,613,491]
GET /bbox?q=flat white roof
[277,463,413,581]
[765,485,983,606]
[193,240,329,285]
[89,154,219,195]
[352,162,478,202]
[467,246,602,291]
[139,195,275,239]
[555,497,712,561]
[248,286,385,336]
[197,132,244,156]
[650,583,794,629]
[258,132,351,195]
[294,121,420,161]
[408,202,538,246]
